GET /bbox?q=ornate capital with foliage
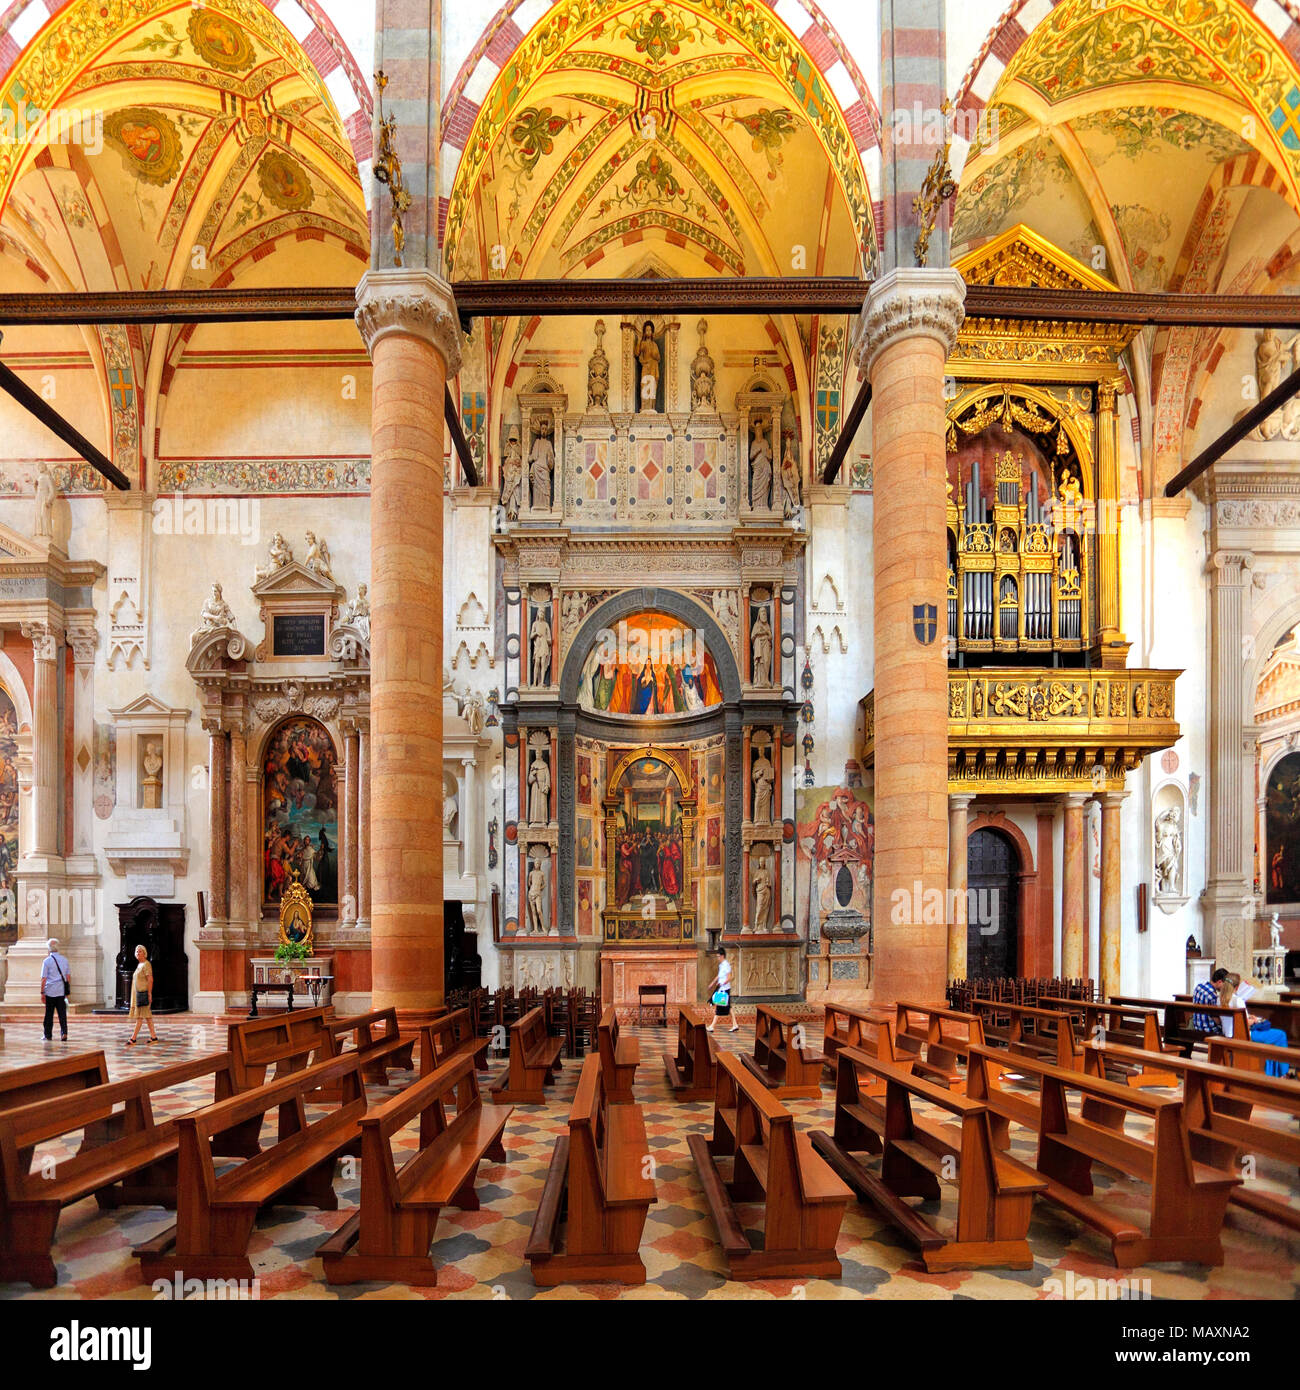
[854,268,966,376]
[355,269,463,375]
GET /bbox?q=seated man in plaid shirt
[1192,969,1229,1034]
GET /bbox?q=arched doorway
[967,828,1021,979]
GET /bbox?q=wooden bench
[1109,995,1248,1055]
[327,1007,416,1085]
[894,1001,985,1091]
[821,1002,895,1072]
[597,1006,640,1103]
[689,1050,850,1279]
[134,1050,367,1283]
[1180,993,1300,1045]
[1038,998,1180,1086]
[526,1053,656,1284]
[664,1005,720,1101]
[810,1046,1045,1271]
[319,1054,511,1285]
[745,1004,824,1100]
[419,1007,491,1077]
[0,1053,109,1115]
[226,1006,334,1090]
[1207,1035,1296,1077]
[971,998,1080,1069]
[0,1053,243,1288]
[966,1044,1240,1266]
[490,1005,565,1104]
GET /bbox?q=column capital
[21,620,62,662]
[1097,789,1130,810]
[853,267,966,376]
[948,792,976,812]
[1207,549,1254,580]
[355,268,462,374]
[65,622,99,665]
[1063,791,1091,810]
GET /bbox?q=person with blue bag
[706,946,738,1033]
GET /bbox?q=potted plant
[274,939,310,984]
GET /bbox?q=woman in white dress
[125,944,157,1045]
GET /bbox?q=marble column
[207,723,228,924]
[1061,793,1089,981]
[947,794,974,982]
[227,719,248,928]
[23,622,62,858]
[357,724,371,928]
[343,725,360,923]
[857,268,965,1004]
[1095,378,1128,666]
[356,269,461,1022]
[65,624,98,858]
[1098,791,1127,1000]
[1033,804,1057,977]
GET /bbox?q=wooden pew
[745,1004,825,1100]
[689,1050,850,1279]
[1207,1035,1295,1076]
[526,1053,656,1284]
[821,1002,895,1071]
[971,998,1079,1069]
[319,1054,511,1284]
[0,1054,242,1288]
[597,1006,639,1103]
[810,1046,1045,1271]
[1109,995,1248,1055]
[327,1007,416,1084]
[1081,1040,1300,1233]
[1177,993,1300,1045]
[966,1044,1241,1266]
[134,1051,367,1283]
[418,1007,491,1077]
[226,1006,334,1090]
[664,1005,719,1101]
[489,1005,564,1104]
[894,1001,984,1090]
[0,1053,110,1121]
[1038,998,1180,1086]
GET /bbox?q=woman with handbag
[706,946,739,1034]
[126,944,158,1045]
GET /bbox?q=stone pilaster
[947,793,974,982]
[1098,791,1127,1000]
[1061,793,1089,981]
[343,724,360,923]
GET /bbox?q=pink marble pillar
[1099,791,1127,1000]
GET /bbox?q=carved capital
[21,620,62,663]
[1207,550,1254,582]
[853,267,966,376]
[355,268,463,375]
[66,623,99,664]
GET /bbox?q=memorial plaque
[272,613,326,656]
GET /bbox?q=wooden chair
[418,1007,491,1077]
[489,1005,565,1104]
[597,1006,639,1103]
[319,1055,511,1284]
[745,1004,824,1100]
[690,1051,850,1279]
[134,1051,367,1283]
[893,1001,984,1091]
[664,1005,719,1101]
[966,1044,1241,1266]
[810,1047,1045,1271]
[526,1053,656,1284]
[0,1054,243,1288]
[0,1053,110,1116]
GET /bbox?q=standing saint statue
[751,854,773,933]
[528,750,551,825]
[526,854,548,934]
[635,320,660,412]
[751,747,774,824]
[749,415,773,509]
[1252,328,1288,440]
[780,444,801,517]
[500,433,523,519]
[530,605,552,687]
[750,601,774,686]
[33,462,56,539]
[529,415,555,510]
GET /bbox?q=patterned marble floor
[1,1014,1297,1301]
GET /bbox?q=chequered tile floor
[1,1014,1297,1301]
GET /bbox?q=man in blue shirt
[40,937,70,1041]
[1192,969,1228,1035]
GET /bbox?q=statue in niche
[341,583,370,639]
[751,851,773,933]
[750,598,774,686]
[141,740,163,810]
[529,413,555,510]
[461,690,486,736]
[690,319,716,413]
[749,415,773,509]
[530,601,552,686]
[1057,470,1083,509]
[635,320,660,413]
[528,749,551,824]
[780,443,802,517]
[752,746,774,824]
[256,530,293,580]
[1251,328,1289,440]
[587,320,610,412]
[1153,806,1183,895]
[526,849,548,934]
[33,462,56,539]
[192,581,236,645]
[304,531,333,580]
[500,433,523,519]
[443,790,458,839]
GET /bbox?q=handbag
[135,989,149,1008]
[712,989,728,1007]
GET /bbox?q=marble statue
[526,853,548,934]
[690,319,715,413]
[192,581,236,645]
[530,606,552,686]
[341,583,370,639]
[141,740,163,811]
[462,690,486,735]
[1153,806,1183,895]
[635,320,659,412]
[528,750,551,824]
[529,415,555,511]
[749,415,773,509]
[443,792,458,839]
[587,320,610,412]
[1252,328,1288,440]
[780,444,801,517]
[33,462,56,539]
[750,600,774,686]
[257,530,293,580]
[1270,912,1283,950]
[501,434,523,519]
[752,747,774,824]
[751,854,773,933]
[304,530,333,579]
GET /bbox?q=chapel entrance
[966,828,1020,980]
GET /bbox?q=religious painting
[795,785,874,936]
[610,755,686,909]
[0,687,18,946]
[1265,752,1300,904]
[262,717,339,908]
[258,150,315,212]
[576,611,723,717]
[578,878,594,936]
[188,9,256,71]
[93,720,117,820]
[104,108,182,186]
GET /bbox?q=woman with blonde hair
[126,943,157,1045]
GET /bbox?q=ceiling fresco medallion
[257,149,315,211]
[187,9,256,74]
[104,107,183,186]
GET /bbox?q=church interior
[0,0,1298,1323]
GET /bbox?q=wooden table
[248,982,296,1018]
[637,983,668,1026]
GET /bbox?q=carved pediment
[250,559,344,602]
[108,693,189,721]
[956,224,1118,294]
[0,521,52,563]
